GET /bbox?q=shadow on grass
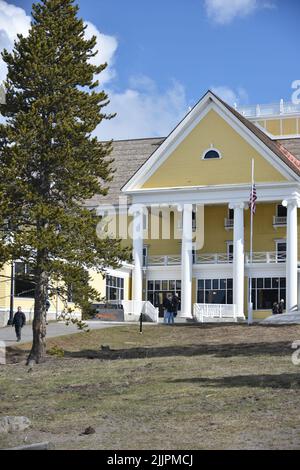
[169,373,300,390]
[62,340,294,361]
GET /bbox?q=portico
[130,185,300,319]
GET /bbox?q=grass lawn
[1,323,300,450]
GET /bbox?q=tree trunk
[27,269,48,364]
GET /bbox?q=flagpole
[248,158,255,325]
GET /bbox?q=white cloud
[0,0,31,83]
[204,0,275,25]
[0,3,188,141]
[97,78,189,140]
[84,21,118,85]
[211,85,249,106]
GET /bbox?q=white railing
[224,218,234,229]
[121,300,159,323]
[147,252,288,266]
[245,251,286,263]
[193,303,239,322]
[236,101,300,118]
[273,216,287,226]
[146,255,181,266]
[195,253,233,264]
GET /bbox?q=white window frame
[201,147,222,160]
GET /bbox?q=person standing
[278,299,285,314]
[163,293,174,325]
[272,302,279,315]
[12,306,26,342]
[172,292,180,319]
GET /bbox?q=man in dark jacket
[12,307,26,342]
[163,293,175,324]
[172,293,180,318]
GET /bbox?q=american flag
[249,184,257,214]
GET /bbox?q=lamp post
[7,260,15,325]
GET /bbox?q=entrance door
[150,291,182,317]
[153,292,166,318]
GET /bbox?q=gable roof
[277,138,300,162]
[85,92,300,207]
[84,137,164,208]
[122,90,300,192]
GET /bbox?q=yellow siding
[142,110,287,189]
[282,118,297,135]
[266,119,281,136]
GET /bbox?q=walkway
[0,321,124,346]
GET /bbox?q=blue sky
[1,0,300,139]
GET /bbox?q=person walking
[172,292,180,319]
[163,293,175,325]
[272,302,279,315]
[278,299,285,314]
[12,306,26,342]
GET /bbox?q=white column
[229,202,245,317]
[282,198,298,312]
[132,205,144,303]
[180,203,193,318]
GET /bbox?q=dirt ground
[1,323,300,450]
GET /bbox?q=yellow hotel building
[1,90,300,324]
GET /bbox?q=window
[147,279,181,310]
[251,277,286,310]
[228,209,234,221]
[192,210,196,230]
[197,278,233,304]
[14,262,35,298]
[276,240,286,262]
[143,246,148,266]
[106,275,124,302]
[203,149,221,160]
[227,242,234,261]
[277,204,287,218]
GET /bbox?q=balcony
[273,216,287,228]
[146,252,288,266]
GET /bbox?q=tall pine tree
[0,0,129,363]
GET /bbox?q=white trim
[270,134,300,140]
[106,265,132,278]
[128,183,300,207]
[201,147,222,160]
[122,92,299,192]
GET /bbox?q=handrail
[146,252,288,266]
[193,303,240,322]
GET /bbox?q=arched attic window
[202,148,222,160]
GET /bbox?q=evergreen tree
[0,0,129,363]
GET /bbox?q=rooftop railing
[236,101,300,119]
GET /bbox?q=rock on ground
[0,416,31,434]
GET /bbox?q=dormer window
[202,148,222,160]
